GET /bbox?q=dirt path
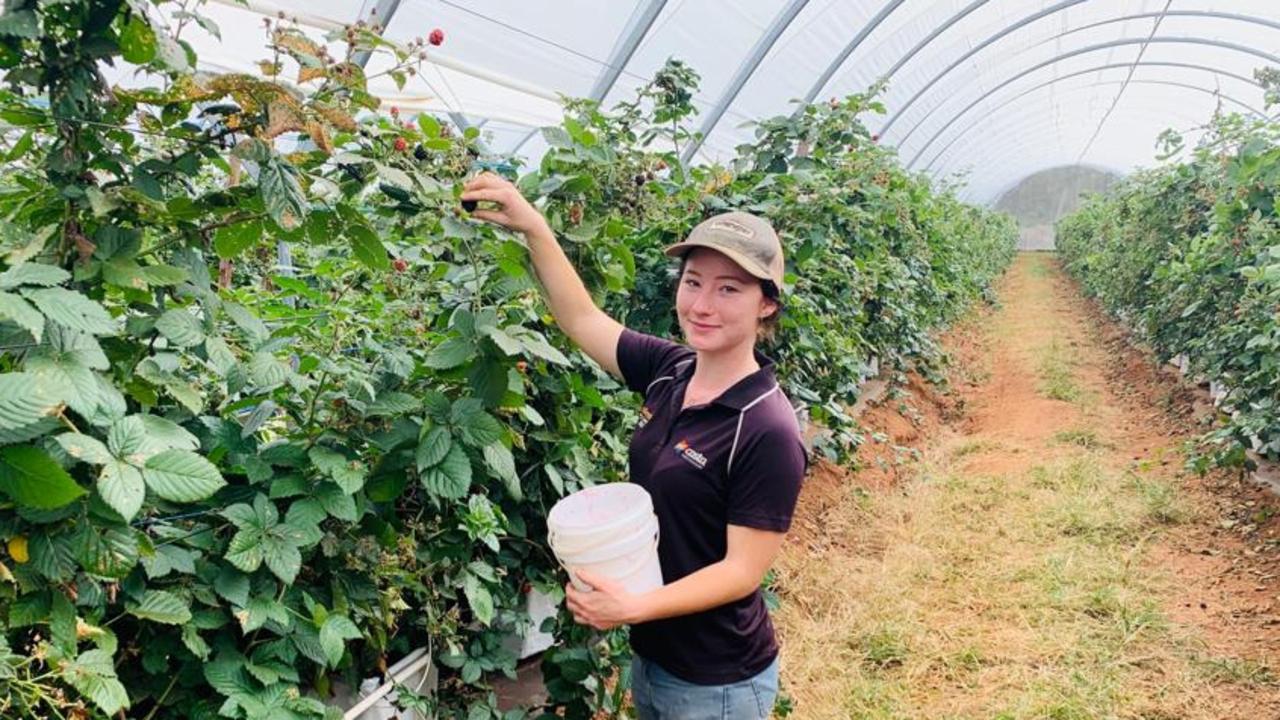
[776,253,1280,719]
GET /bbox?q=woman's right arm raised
[461,173,624,377]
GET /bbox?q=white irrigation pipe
[341,642,435,720]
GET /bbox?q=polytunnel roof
[151,0,1280,204]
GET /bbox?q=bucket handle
[560,527,659,593]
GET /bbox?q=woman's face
[675,247,778,354]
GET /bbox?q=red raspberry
[392,258,408,272]
[394,137,408,152]
[429,28,444,46]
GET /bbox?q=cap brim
[663,240,773,283]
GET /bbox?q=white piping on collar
[726,383,781,476]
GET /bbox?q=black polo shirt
[616,329,807,685]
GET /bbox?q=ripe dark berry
[413,144,428,161]
[394,137,407,152]
[461,199,478,212]
[429,28,444,46]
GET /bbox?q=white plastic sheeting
[148,0,1280,204]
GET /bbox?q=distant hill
[995,166,1121,250]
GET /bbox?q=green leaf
[248,351,289,388]
[260,155,308,230]
[56,433,113,465]
[213,219,263,259]
[143,449,226,502]
[318,614,361,667]
[262,535,301,584]
[25,288,117,335]
[366,391,419,417]
[139,264,188,286]
[420,443,471,500]
[119,15,157,64]
[519,331,572,365]
[309,446,365,494]
[128,590,192,625]
[0,372,60,432]
[214,565,251,606]
[101,257,148,289]
[451,399,504,447]
[63,649,130,715]
[76,524,138,581]
[483,442,521,501]
[181,625,211,660]
[0,445,85,508]
[24,350,99,419]
[0,262,69,290]
[463,574,495,626]
[0,8,39,39]
[349,224,390,270]
[0,291,43,341]
[225,302,269,346]
[237,595,289,633]
[425,336,475,369]
[225,527,265,573]
[416,425,452,471]
[98,461,145,521]
[155,308,205,347]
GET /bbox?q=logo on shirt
[637,405,653,429]
[673,438,707,469]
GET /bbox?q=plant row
[0,2,1016,719]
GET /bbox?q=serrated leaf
[420,442,471,500]
[63,649,130,715]
[25,287,117,335]
[463,574,495,626]
[0,262,70,289]
[75,524,138,581]
[143,449,225,502]
[214,565,251,606]
[519,331,572,365]
[224,302,269,346]
[155,308,205,347]
[139,264,188,286]
[349,224,389,270]
[366,391,419,417]
[247,351,289,388]
[318,614,361,667]
[262,536,301,584]
[451,399,504,447]
[308,445,365,494]
[98,461,145,521]
[101,257,148,289]
[237,595,289,633]
[213,219,264,259]
[260,154,308,230]
[0,372,60,432]
[56,433,113,465]
[0,291,43,341]
[24,350,100,419]
[225,527,265,573]
[416,425,452,471]
[30,532,77,582]
[182,625,211,660]
[425,336,475,369]
[128,590,192,624]
[0,445,85,509]
[483,442,522,501]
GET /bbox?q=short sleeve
[616,328,694,396]
[725,425,807,532]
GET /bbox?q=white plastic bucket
[556,517,662,594]
[546,483,653,555]
[547,484,663,595]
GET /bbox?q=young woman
[462,174,807,720]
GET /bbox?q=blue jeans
[630,654,779,719]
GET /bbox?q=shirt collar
[676,348,780,411]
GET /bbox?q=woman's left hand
[565,570,645,631]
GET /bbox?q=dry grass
[773,447,1271,719]
[771,255,1275,718]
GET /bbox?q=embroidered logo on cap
[637,405,653,429]
[674,438,708,469]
